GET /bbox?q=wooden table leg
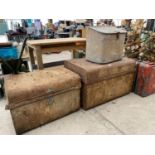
[71,49,77,58]
[28,46,35,71]
[73,50,77,58]
[35,46,44,70]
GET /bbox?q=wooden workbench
[0,42,12,47]
[27,37,86,70]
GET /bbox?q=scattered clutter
[125,31,155,63]
[1,19,155,134]
[125,19,155,63]
[1,37,29,74]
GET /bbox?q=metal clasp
[47,88,55,105]
[48,96,54,105]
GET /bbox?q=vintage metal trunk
[86,27,126,64]
[65,58,136,110]
[5,66,81,134]
[135,62,155,97]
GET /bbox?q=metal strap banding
[6,86,80,110]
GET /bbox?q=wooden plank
[41,42,85,48]
[35,46,44,70]
[33,61,64,69]
[0,42,12,47]
[82,28,87,38]
[28,47,35,65]
[27,37,86,46]
[41,45,86,53]
[28,47,35,71]
[73,50,77,58]
[26,37,86,70]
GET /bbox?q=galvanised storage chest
[86,27,126,64]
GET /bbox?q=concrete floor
[1,52,155,135]
[1,93,155,135]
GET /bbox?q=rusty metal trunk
[65,58,136,110]
[5,66,81,134]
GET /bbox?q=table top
[27,37,86,46]
[0,42,12,47]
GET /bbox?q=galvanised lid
[90,26,126,34]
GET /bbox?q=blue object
[26,19,33,27]
[0,47,18,59]
[0,22,8,35]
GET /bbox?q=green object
[74,51,85,58]
[140,32,150,42]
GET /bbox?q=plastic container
[0,47,18,59]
